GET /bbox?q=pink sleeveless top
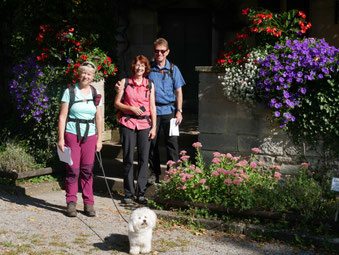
[119,77,152,130]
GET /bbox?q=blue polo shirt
[148,59,185,115]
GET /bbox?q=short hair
[78,61,96,74]
[131,55,151,77]
[154,38,169,50]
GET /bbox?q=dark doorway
[158,9,211,114]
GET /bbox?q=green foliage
[287,74,339,155]
[2,0,119,165]
[18,174,58,184]
[280,168,323,219]
[7,0,117,62]
[0,142,41,173]
[217,8,310,66]
[157,143,337,221]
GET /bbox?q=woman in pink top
[114,55,156,204]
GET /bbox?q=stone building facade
[196,67,338,175]
[114,0,339,173]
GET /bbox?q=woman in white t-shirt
[58,61,103,217]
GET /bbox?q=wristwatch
[177,109,183,113]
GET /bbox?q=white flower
[218,48,267,105]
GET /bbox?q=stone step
[93,175,159,198]
[100,131,199,165]
[93,157,168,180]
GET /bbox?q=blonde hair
[78,61,96,74]
[154,38,169,50]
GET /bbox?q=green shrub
[0,142,41,173]
[157,143,336,221]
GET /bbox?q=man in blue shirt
[115,38,185,184]
[148,38,185,183]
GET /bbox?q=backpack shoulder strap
[90,85,97,99]
[167,61,175,84]
[124,78,129,89]
[121,78,133,102]
[146,78,152,93]
[68,86,76,109]
[67,86,75,121]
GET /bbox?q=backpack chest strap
[67,117,95,142]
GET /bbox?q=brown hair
[154,38,169,50]
[131,55,151,76]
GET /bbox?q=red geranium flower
[298,11,306,19]
[241,8,249,16]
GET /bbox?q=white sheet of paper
[57,145,73,166]
[169,118,179,136]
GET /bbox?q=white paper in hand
[169,118,179,136]
[57,145,73,166]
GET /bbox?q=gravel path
[0,190,321,255]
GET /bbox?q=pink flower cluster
[236,160,248,167]
[301,162,309,168]
[180,155,190,161]
[179,172,194,183]
[166,160,176,167]
[274,171,282,180]
[192,142,202,148]
[251,147,261,153]
[179,150,187,155]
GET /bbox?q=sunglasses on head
[81,62,95,69]
[154,49,167,54]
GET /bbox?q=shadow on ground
[93,233,130,253]
[0,189,66,214]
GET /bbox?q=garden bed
[154,197,338,228]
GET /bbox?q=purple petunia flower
[283,90,290,98]
[274,103,282,109]
[283,112,292,119]
[321,67,329,74]
[300,88,307,94]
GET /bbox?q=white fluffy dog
[128,207,157,254]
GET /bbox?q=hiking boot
[66,202,77,217]
[123,197,134,204]
[137,196,147,205]
[84,204,96,217]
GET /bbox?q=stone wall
[309,0,339,48]
[196,66,332,175]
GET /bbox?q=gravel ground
[0,189,324,255]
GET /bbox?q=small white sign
[331,177,339,192]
